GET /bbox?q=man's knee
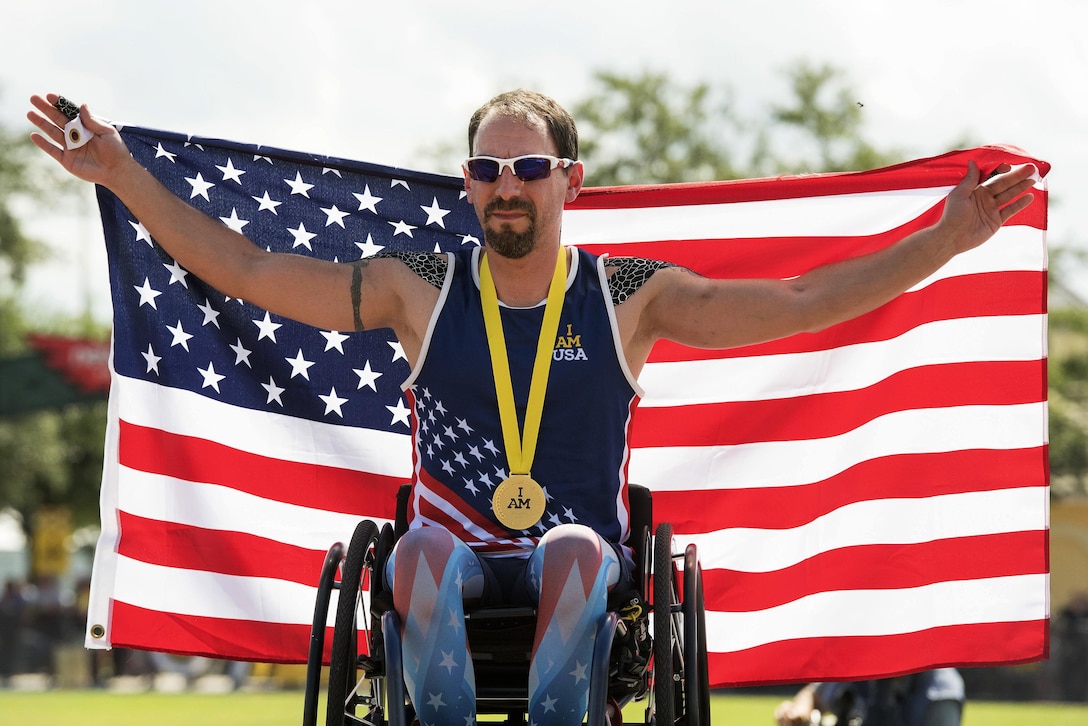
[533,524,620,586]
[393,526,462,562]
[537,523,606,561]
[387,527,484,602]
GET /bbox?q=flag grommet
[64,117,91,150]
[90,624,106,639]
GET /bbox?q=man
[28,89,1035,726]
[775,670,966,726]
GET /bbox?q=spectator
[1057,592,1088,701]
[775,669,965,726]
[0,579,28,677]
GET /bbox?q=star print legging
[385,524,621,726]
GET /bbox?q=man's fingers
[983,163,1037,194]
[29,94,69,128]
[996,177,1037,207]
[29,131,64,164]
[26,109,66,148]
[998,193,1034,223]
[79,104,112,134]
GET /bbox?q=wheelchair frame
[302,484,709,726]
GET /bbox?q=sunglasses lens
[466,156,564,182]
[466,158,500,182]
[512,157,553,181]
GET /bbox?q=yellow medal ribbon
[479,248,567,529]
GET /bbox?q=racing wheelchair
[302,484,709,726]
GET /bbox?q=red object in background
[26,333,111,394]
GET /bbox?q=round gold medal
[492,474,546,531]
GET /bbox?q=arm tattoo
[350,260,369,331]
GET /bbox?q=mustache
[484,198,536,218]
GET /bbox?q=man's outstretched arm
[630,160,1037,354]
[27,93,409,334]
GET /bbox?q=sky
[2,0,1085,322]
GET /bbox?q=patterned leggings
[385,524,621,726]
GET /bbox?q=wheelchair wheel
[651,525,709,726]
[327,520,383,726]
[652,522,676,725]
[683,544,710,726]
[303,542,345,726]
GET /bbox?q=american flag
[85,124,1049,687]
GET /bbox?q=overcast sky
[3,0,1084,321]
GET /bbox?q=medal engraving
[493,474,545,530]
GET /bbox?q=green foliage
[0,310,109,533]
[1049,307,1088,497]
[571,63,904,186]
[0,122,49,286]
[766,62,903,174]
[573,70,745,185]
[0,91,108,538]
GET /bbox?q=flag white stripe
[86,374,124,648]
[908,227,1044,288]
[569,222,1042,290]
[639,315,1045,407]
[117,375,413,476]
[705,574,1048,653]
[111,555,363,628]
[564,188,953,243]
[685,488,1047,572]
[630,402,1047,491]
[116,468,389,549]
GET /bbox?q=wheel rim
[652,522,675,726]
[326,520,380,726]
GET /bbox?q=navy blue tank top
[402,247,642,556]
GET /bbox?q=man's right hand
[27,93,133,188]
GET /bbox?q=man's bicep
[644,270,801,350]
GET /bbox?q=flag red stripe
[632,360,1045,448]
[581,226,932,280]
[119,420,403,518]
[116,511,328,586]
[570,146,1049,211]
[707,619,1050,687]
[647,271,1045,362]
[653,447,1047,533]
[701,531,1048,613]
[108,600,320,664]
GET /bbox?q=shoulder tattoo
[606,256,679,305]
[374,250,448,288]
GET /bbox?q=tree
[572,70,745,185]
[0,96,108,545]
[1048,301,1088,498]
[763,62,902,174]
[571,63,903,186]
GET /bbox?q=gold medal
[492,474,547,531]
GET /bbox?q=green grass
[0,690,302,726]
[2,690,1088,725]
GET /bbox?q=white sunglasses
[463,154,576,183]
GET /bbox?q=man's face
[464,112,582,259]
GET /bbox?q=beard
[483,198,538,259]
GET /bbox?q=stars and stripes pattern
[85,123,1050,687]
